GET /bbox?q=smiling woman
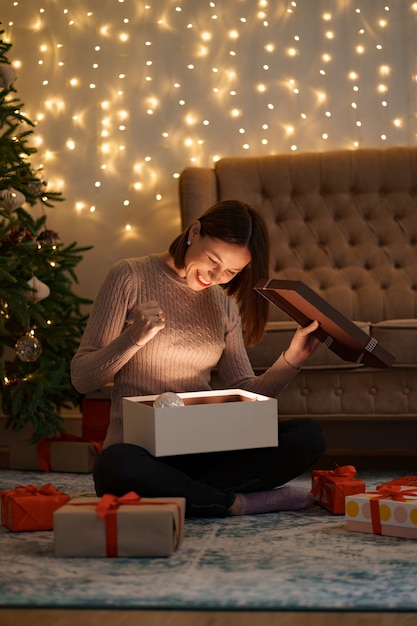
[171,226,252,290]
[168,200,269,345]
[71,199,326,519]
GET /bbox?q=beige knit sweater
[71,255,298,448]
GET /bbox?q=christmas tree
[0,28,92,443]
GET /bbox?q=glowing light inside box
[2,1,416,231]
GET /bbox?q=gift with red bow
[311,465,366,514]
[53,492,186,557]
[9,435,102,473]
[1,483,70,531]
[376,475,417,490]
[346,485,417,539]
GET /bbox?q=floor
[0,611,416,626]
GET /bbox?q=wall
[2,0,417,302]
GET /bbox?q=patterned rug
[1,468,416,611]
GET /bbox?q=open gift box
[123,389,278,456]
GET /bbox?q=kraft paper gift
[311,465,366,514]
[346,486,417,539]
[10,435,102,473]
[1,483,70,532]
[54,492,185,557]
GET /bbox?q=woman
[71,200,326,517]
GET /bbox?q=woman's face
[183,221,251,291]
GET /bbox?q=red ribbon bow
[312,465,357,496]
[96,492,141,521]
[370,486,417,534]
[95,492,142,557]
[1,482,63,498]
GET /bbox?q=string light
[2,0,416,236]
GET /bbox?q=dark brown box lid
[254,279,396,368]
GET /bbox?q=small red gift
[1,483,70,532]
[82,398,110,442]
[311,465,366,514]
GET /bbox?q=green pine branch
[0,25,93,443]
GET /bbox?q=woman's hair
[169,199,270,346]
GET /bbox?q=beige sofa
[179,147,417,468]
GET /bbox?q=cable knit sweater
[71,255,299,448]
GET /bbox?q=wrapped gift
[0,445,9,468]
[54,492,185,558]
[346,486,417,539]
[82,398,110,442]
[10,435,102,473]
[1,483,70,532]
[0,407,82,446]
[311,465,366,514]
[377,475,417,490]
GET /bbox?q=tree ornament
[1,226,33,247]
[0,63,16,89]
[15,332,42,362]
[3,376,21,388]
[0,187,25,212]
[28,177,48,196]
[26,276,50,303]
[37,228,60,245]
[153,392,185,408]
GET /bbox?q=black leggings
[93,418,326,518]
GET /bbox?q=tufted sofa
[179,147,417,468]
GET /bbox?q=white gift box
[123,389,278,456]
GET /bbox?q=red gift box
[1,483,70,532]
[82,398,110,442]
[311,465,366,514]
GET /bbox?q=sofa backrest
[179,147,417,323]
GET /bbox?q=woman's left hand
[283,320,321,369]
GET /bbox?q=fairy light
[0,0,415,238]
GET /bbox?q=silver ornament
[26,276,50,303]
[0,187,25,212]
[15,332,42,362]
[153,392,185,408]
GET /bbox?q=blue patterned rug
[1,468,416,611]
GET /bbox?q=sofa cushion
[278,367,417,416]
[371,319,417,365]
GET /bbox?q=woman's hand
[283,320,321,369]
[128,300,166,347]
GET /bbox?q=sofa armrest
[178,167,219,228]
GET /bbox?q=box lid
[254,279,396,368]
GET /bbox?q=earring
[186,239,191,246]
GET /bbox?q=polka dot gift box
[345,486,417,540]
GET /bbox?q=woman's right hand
[128,300,166,347]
